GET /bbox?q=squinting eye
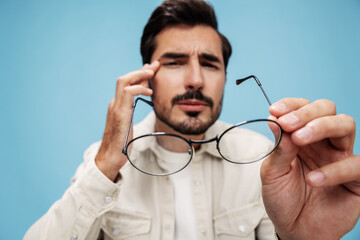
[163,61,179,66]
[202,62,218,69]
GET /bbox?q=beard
[153,90,223,135]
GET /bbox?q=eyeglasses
[122,75,283,176]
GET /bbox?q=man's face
[150,25,226,137]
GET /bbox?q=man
[25,0,360,239]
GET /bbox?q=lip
[176,99,209,112]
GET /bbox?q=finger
[269,98,310,118]
[114,69,154,107]
[145,60,161,89]
[142,60,161,71]
[116,61,160,96]
[123,85,153,97]
[277,99,337,132]
[117,69,154,89]
[306,155,360,187]
[118,84,154,110]
[291,114,356,150]
[141,63,150,70]
[138,63,160,89]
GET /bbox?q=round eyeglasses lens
[217,120,281,164]
[126,134,193,176]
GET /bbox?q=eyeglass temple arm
[236,75,272,106]
[122,97,154,154]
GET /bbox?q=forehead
[151,25,223,62]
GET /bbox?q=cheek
[152,70,184,96]
[208,77,225,99]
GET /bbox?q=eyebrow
[200,53,220,63]
[159,52,221,63]
[160,52,188,59]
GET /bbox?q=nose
[184,59,204,91]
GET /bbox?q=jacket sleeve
[24,142,121,240]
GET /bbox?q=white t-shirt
[158,146,198,240]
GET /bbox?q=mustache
[171,90,214,108]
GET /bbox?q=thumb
[261,126,299,184]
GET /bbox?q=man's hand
[95,61,160,181]
[261,98,360,240]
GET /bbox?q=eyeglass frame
[122,75,284,176]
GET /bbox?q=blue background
[1,0,359,239]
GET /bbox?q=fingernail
[308,171,325,185]
[144,69,153,74]
[270,102,287,112]
[294,126,312,141]
[281,113,299,125]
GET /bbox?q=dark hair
[140,0,232,68]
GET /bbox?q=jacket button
[112,228,120,235]
[238,225,246,232]
[104,195,113,203]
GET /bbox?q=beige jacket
[25,112,276,240]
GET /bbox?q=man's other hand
[261,98,360,240]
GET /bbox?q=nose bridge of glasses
[189,135,218,144]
